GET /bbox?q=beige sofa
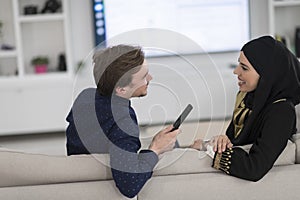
[0,129,300,200]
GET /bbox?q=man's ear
[115,86,126,95]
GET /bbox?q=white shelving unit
[18,13,65,23]
[0,0,74,135]
[268,0,300,57]
[0,50,17,58]
[272,0,300,6]
[0,0,17,77]
[0,0,73,79]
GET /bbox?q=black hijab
[227,35,300,145]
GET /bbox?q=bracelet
[200,140,210,151]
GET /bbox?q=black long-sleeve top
[213,100,296,181]
[66,88,158,198]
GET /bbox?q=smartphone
[171,104,193,131]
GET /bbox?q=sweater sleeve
[212,102,296,181]
[108,116,158,198]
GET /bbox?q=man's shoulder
[75,88,107,105]
[77,88,97,99]
[71,88,104,114]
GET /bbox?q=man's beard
[138,93,147,98]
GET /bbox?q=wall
[72,0,270,126]
[69,0,94,71]
[0,0,268,137]
[250,0,269,38]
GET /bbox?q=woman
[192,35,300,181]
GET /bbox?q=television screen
[92,0,250,56]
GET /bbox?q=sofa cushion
[0,181,129,200]
[140,164,300,200]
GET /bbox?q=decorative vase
[35,64,47,74]
[57,53,66,71]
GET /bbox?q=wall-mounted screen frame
[92,0,250,56]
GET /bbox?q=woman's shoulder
[270,99,294,108]
[265,100,295,117]
[260,100,297,139]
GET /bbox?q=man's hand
[149,125,180,155]
[211,135,233,153]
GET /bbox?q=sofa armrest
[239,140,296,166]
[154,139,296,177]
[153,148,217,176]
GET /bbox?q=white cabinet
[0,81,73,135]
[268,0,300,57]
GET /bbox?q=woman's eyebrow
[240,62,249,68]
[238,58,250,68]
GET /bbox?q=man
[66,45,179,198]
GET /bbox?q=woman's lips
[238,81,245,87]
[238,78,246,87]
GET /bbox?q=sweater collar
[95,91,130,106]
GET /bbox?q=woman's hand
[189,139,204,150]
[211,135,233,153]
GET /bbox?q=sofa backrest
[292,133,300,164]
[296,104,300,133]
[0,138,298,188]
[0,149,112,187]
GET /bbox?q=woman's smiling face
[234,51,260,92]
